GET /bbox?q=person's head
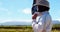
[32,0,50,15]
[36,0,50,12]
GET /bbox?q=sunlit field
[0,29,59,32]
[0,24,60,32]
[0,29,60,32]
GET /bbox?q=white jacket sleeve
[43,14,52,32]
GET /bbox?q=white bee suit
[32,11,53,32]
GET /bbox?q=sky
[0,0,60,23]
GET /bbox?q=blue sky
[0,0,60,23]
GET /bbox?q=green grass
[0,25,60,32]
[0,29,59,32]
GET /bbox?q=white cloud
[7,11,13,16]
[54,19,60,21]
[0,8,13,16]
[0,8,8,11]
[22,8,31,14]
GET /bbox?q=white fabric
[32,11,53,32]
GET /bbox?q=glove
[32,14,38,19]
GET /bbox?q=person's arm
[42,16,47,32]
[42,14,52,32]
[32,13,38,27]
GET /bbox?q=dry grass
[0,29,60,32]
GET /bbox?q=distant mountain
[0,20,60,26]
[52,20,60,24]
[0,21,32,26]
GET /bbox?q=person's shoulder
[46,14,52,20]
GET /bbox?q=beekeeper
[32,0,53,32]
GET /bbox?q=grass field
[0,28,60,32]
[0,25,60,32]
[0,29,59,32]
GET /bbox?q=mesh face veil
[32,5,49,15]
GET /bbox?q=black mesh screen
[31,5,49,15]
